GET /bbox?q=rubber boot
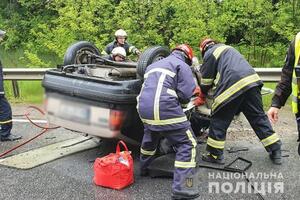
[172,174,200,200]
[269,149,282,165]
[0,134,22,142]
[202,153,225,165]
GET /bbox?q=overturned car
[42,41,271,148]
[42,41,211,148]
[42,41,211,146]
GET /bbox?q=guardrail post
[12,80,20,98]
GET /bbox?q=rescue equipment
[93,140,134,190]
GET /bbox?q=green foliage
[271,0,300,40]
[1,0,297,104]
[0,0,299,67]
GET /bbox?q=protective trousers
[140,127,197,193]
[207,86,281,156]
[0,96,12,138]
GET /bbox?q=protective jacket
[102,41,139,56]
[271,32,300,114]
[0,59,13,138]
[200,44,263,115]
[0,60,4,95]
[137,51,196,131]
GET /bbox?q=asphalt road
[0,105,299,200]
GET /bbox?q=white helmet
[115,29,127,38]
[111,47,126,58]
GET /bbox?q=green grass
[262,83,276,110]
[0,47,62,104]
[0,46,62,68]
[0,47,28,67]
[262,82,291,111]
[3,81,44,104]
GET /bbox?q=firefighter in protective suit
[101,29,141,56]
[106,47,127,62]
[268,32,300,156]
[0,30,22,141]
[198,38,282,165]
[137,44,200,199]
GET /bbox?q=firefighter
[111,47,127,62]
[101,29,141,56]
[104,47,127,62]
[137,44,200,199]
[198,38,282,165]
[267,32,300,156]
[0,30,22,142]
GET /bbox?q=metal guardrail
[3,67,282,82]
[2,67,282,98]
[3,68,52,80]
[3,68,52,97]
[254,68,282,82]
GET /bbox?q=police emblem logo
[186,178,193,188]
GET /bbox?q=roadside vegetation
[0,0,299,106]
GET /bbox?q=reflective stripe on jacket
[137,51,196,131]
[292,32,300,113]
[200,44,263,115]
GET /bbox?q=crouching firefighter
[137,44,200,199]
[198,38,282,165]
[0,30,22,141]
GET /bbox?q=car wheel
[63,41,100,65]
[136,46,170,79]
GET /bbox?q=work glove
[193,86,206,106]
[135,50,142,56]
[194,95,206,106]
[193,86,201,96]
[181,103,188,109]
[192,57,200,68]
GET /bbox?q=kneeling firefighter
[137,44,200,199]
[198,38,282,165]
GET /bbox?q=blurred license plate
[59,103,90,122]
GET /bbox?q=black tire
[137,46,170,79]
[63,41,100,65]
